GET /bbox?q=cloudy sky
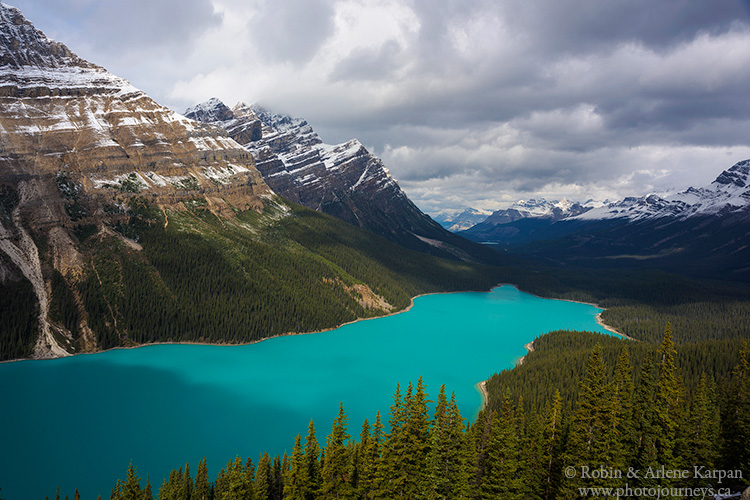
[11,0,750,214]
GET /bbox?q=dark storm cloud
[499,0,750,54]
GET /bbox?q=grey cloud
[329,40,402,82]
[501,0,750,55]
[249,0,335,65]
[83,0,222,53]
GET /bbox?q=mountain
[483,198,600,225]
[184,98,501,263]
[432,207,492,232]
[0,4,502,361]
[461,160,750,281]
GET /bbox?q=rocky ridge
[0,4,274,358]
[482,198,599,226]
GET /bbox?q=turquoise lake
[0,285,610,499]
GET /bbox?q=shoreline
[476,339,535,412]
[517,340,535,366]
[474,284,634,412]
[495,282,633,341]
[1,286,490,364]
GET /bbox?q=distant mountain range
[460,159,750,280]
[432,208,493,232]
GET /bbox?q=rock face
[185,99,497,262]
[0,4,273,358]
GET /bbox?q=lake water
[0,285,609,499]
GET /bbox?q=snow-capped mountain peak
[577,159,750,221]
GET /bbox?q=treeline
[53,334,750,498]
[600,301,750,343]
[495,263,750,343]
[485,330,746,414]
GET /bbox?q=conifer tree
[115,461,147,500]
[721,340,750,486]
[320,402,352,498]
[214,456,251,500]
[402,377,431,497]
[480,394,524,500]
[654,323,684,475]
[428,386,469,499]
[194,458,210,500]
[245,457,257,500]
[684,372,720,484]
[350,419,371,495]
[632,351,659,488]
[284,434,309,500]
[304,420,321,500]
[517,397,545,500]
[375,384,407,497]
[183,464,193,500]
[563,344,611,496]
[359,412,383,498]
[607,347,634,480]
[255,453,272,500]
[469,409,493,497]
[272,454,284,500]
[541,391,563,500]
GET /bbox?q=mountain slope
[0,5,502,361]
[185,99,502,264]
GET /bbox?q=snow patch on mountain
[433,208,493,231]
